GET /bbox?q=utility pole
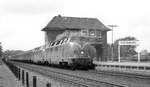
[108,25,118,61]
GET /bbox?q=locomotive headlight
[81,51,84,54]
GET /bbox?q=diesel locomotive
[11,32,97,70]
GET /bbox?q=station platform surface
[94,61,150,67]
[0,61,22,87]
[94,61,150,76]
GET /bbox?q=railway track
[11,61,125,87]
[88,70,150,80]
[9,61,150,87]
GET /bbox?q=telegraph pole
[108,25,118,61]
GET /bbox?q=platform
[94,61,150,67]
[0,61,22,87]
[94,61,150,76]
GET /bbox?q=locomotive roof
[42,15,110,31]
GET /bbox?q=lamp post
[108,25,118,61]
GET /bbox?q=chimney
[58,14,61,17]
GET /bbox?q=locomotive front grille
[72,58,92,65]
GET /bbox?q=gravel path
[0,63,23,87]
[17,62,150,87]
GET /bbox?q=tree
[0,42,2,58]
[113,36,137,61]
[4,50,24,59]
[140,49,149,61]
[106,44,112,60]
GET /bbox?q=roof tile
[42,15,110,31]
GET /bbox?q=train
[10,34,97,70]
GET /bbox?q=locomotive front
[69,36,96,69]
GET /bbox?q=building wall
[91,31,107,61]
[102,31,107,61]
[44,29,108,61]
[45,30,64,47]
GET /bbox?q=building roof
[42,15,110,31]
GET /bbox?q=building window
[60,39,64,44]
[89,30,95,37]
[96,30,102,38]
[81,30,88,36]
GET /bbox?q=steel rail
[11,61,125,87]
[88,70,150,80]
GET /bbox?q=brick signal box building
[42,15,110,61]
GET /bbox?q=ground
[0,60,22,87]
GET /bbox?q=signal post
[118,40,140,62]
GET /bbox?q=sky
[0,0,150,52]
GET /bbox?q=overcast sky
[0,0,150,51]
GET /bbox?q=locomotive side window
[56,41,60,45]
[51,42,55,46]
[50,43,52,46]
[64,38,68,43]
[60,39,64,44]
